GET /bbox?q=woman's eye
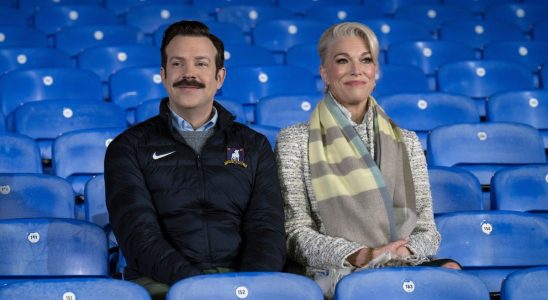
[335,58,348,64]
[362,57,373,64]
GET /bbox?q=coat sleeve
[237,134,286,271]
[104,132,202,284]
[275,125,365,270]
[402,131,441,257]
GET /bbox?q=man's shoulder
[110,116,165,148]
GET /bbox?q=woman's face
[320,36,377,108]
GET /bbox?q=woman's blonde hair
[317,22,380,67]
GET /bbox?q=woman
[275,22,459,298]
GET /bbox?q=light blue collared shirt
[169,106,218,132]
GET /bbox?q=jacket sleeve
[276,125,365,270]
[402,131,441,257]
[237,134,286,271]
[104,132,201,284]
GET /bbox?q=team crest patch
[225,147,247,168]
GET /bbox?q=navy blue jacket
[105,98,286,284]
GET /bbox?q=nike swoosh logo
[152,151,176,160]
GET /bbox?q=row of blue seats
[1,164,546,228]
[0,267,547,299]
[0,212,546,294]
[3,0,548,27]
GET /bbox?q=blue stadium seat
[0,47,72,74]
[394,4,475,33]
[222,65,317,104]
[0,133,42,174]
[443,0,515,15]
[0,217,108,277]
[249,124,280,149]
[12,100,126,160]
[364,19,433,53]
[0,278,151,300]
[362,0,441,15]
[34,5,117,35]
[84,174,107,228]
[0,26,48,48]
[53,127,125,195]
[55,25,145,57]
[486,90,548,148]
[436,211,548,292]
[305,4,384,24]
[427,123,546,185]
[78,44,159,82]
[0,174,74,219]
[278,0,359,14]
[532,20,548,41]
[223,44,277,68]
[18,0,103,16]
[105,0,186,15]
[373,65,430,98]
[0,67,103,117]
[437,60,536,116]
[485,3,548,32]
[0,7,28,27]
[125,4,210,35]
[217,5,293,33]
[200,0,276,14]
[501,267,548,300]
[255,93,323,128]
[216,98,247,124]
[483,41,548,73]
[377,92,479,149]
[286,43,323,91]
[334,267,489,300]
[428,166,483,214]
[253,19,328,62]
[0,113,5,132]
[109,66,166,123]
[153,22,248,47]
[387,41,476,75]
[439,20,525,50]
[167,272,323,300]
[491,165,548,215]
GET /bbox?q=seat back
[253,19,328,53]
[55,25,145,57]
[222,44,276,68]
[0,133,42,173]
[486,90,548,130]
[0,67,103,116]
[429,166,483,214]
[0,47,72,74]
[0,218,108,276]
[485,3,548,32]
[105,0,184,15]
[18,0,102,16]
[78,45,159,82]
[255,93,322,128]
[387,40,476,75]
[361,18,432,52]
[84,174,108,228]
[126,4,210,34]
[34,5,117,35]
[483,41,548,73]
[363,0,441,15]
[305,4,384,24]
[532,20,548,41]
[491,164,548,212]
[0,174,74,219]
[0,26,48,48]
[373,64,430,97]
[110,66,167,111]
[222,65,317,104]
[217,5,293,33]
[436,211,548,267]
[394,4,475,33]
[0,278,151,300]
[443,0,513,14]
[167,272,323,300]
[334,267,490,300]
[0,7,27,27]
[278,0,359,14]
[501,267,548,300]
[439,20,524,49]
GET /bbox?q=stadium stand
[278,0,360,15]
[105,0,186,16]
[0,7,27,27]
[428,166,483,214]
[0,47,72,74]
[217,5,293,33]
[125,4,210,35]
[363,0,441,16]
[222,44,277,68]
[373,64,430,98]
[485,3,548,32]
[0,26,48,48]
[255,93,322,128]
[305,4,384,24]
[0,132,42,174]
[394,4,475,34]
[501,267,548,300]
[18,0,103,16]
[34,5,118,35]
[439,20,525,51]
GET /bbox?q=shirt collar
[330,92,369,126]
[169,105,218,132]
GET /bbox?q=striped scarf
[308,93,417,248]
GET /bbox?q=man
[105,20,286,298]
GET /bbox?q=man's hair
[160,20,225,72]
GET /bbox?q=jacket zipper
[196,154,213,266]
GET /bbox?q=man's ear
[216,67,226,89]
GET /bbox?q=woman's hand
[347,238,411,267]
[371,238,409,259]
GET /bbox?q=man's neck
[170,102,214,130]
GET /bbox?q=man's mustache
[173,78,205,88]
